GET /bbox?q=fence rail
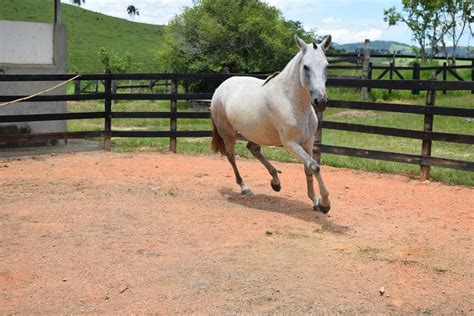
[1,72,473,179]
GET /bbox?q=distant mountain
[332,41,414,55]
[332,40,473,58]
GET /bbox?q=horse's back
[212,76,264,105]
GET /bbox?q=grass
[0,0,165,72]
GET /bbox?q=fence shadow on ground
[219,188,351,234]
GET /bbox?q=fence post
[104,70,112,151]
[420,74,436,181]
[74,72,81,95]
[388,60,394,94]
[314,111,323,164]
[412,62,420,95]
[471,60,473,94]
[442,62,447,95]
[367,61,373,93]
[170,70,178,153]
[362,39,371,101]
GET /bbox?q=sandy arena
[0,151,473,314]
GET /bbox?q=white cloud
[322,16,342,25]
[320,28,382,44]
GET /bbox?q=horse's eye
[303,65,309,71]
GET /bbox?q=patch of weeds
[433,267,448,274]
[164,189,178,197]
[399,259,418,266]
[195,172,209,178]
[313,227,324,234]
[358,245,382,256]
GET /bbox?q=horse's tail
[211,118,226,155]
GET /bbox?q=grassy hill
[0,0,165,72]
[333,40,473,58]
[333,41,414,55]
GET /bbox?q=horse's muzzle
[312,98,329,112]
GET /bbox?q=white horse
[210,35,331,213]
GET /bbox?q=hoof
[271,182,281,192]
[314,202,331,214]
[241,188,253,196]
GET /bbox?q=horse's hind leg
[247,141,281,192]
[220,130,252,196]
[226,147,252,196]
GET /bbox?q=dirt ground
[0,151,473,314]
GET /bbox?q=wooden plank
[112,130,212,138]
[111,93,214,101]
[1,74,472,92]
[329,65,361,70]
[109,73,267,81]
[0,112,105,123]
[329,57,361,63]
[447,68,465,81]
[369,54,473,61]
[376,68,389,80]
[328,100,474,117]
[0,93,105,102]
[421,156,474,171]
[314,144,474,171]
[0,74,105,81]
[327,78,474,91]
[322,121,474,144]
[111,112,210,119]
[0,131,104,143]
[315,144,421,165]
[393,68,405,80]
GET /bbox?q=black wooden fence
[0,72,473,180]
[327,53,474,94]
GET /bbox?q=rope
[0,74,81,108]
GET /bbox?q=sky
[62,0,472,46]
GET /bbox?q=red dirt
[0,151,473,314]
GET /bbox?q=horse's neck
[274,53,311,108]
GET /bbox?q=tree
[384,0,443,61]
[127,5,140,19]
[98,47,133,73]
[439,0,471,64]
[158,0,315,74]
[70,0,85,6]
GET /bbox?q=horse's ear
[320,35,332,51]
[294,34,307,54]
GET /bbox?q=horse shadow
[219,188,350,235]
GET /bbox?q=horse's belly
[231,115,281,146]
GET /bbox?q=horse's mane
[262,71,280,86]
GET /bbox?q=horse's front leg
[284,140,330,213]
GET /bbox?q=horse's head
[295,34,332,111]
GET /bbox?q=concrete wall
[0,21,67,136]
